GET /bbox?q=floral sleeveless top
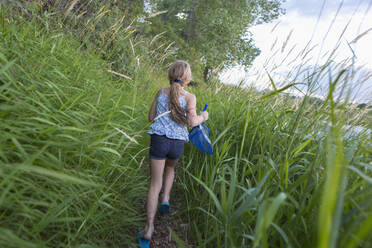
[147,89,189,142]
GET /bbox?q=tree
[146,0,285,81]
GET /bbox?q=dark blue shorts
[149,134,185,160]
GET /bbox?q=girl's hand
[200,110,209,122]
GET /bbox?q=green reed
[178,75,371,247]
[0,4,157,246]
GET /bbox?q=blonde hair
[168,60,192,126]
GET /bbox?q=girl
[138,60,209,247]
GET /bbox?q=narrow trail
[151,181,190,248]
[137,168,191,248]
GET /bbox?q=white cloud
[252,8,372,68]
[220,1,372,103]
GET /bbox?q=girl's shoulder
[184,90,195,98]
[160,87,170,96]
[185,91,196,107]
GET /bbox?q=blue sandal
[159,202,170,214]
[137,230,150,248]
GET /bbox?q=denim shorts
[149,134,185,160]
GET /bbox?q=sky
[220,0,372,103]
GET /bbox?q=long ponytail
[169,81,188,125]
[168,60,192,126]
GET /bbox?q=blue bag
[189,104,213,154]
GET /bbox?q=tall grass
[177,78,371,247]
[176,43,372,248]
[0,4,159,246]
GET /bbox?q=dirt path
[136,173,190,248]
[149,182,189,248]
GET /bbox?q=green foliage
[0,7,153,247]
[146,0,285,79]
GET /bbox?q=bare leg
[160,159,178,203]
[144,159,165,240]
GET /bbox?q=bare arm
[148,90,161,122]
[186,93,209,127]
